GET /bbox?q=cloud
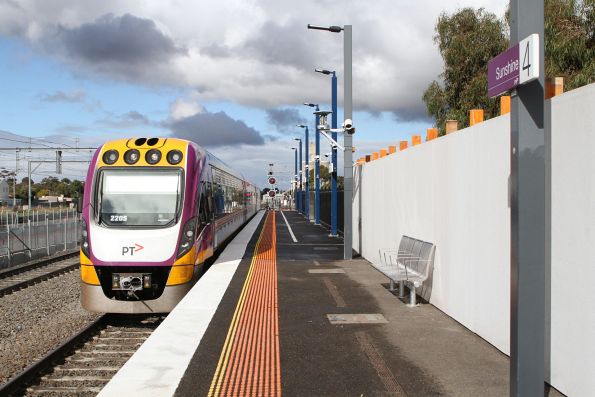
[1,1,509,120]
[265,108,306,132]
[54,13,185,64]
[99,110,152,128]
[169,98,205,120]
[166,111,265,147]
[40,90,86,103]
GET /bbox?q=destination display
[488,34,539,98]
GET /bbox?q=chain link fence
[0,209,80,269]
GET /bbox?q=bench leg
[389,280,395,292]
[408,286,417,307]
[398,281,405,298]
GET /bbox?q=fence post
[64,215,67,251]
[28,219,32,259]
[7,223,10,265]
[44,217,49,256]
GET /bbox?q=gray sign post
[343,25,353,260]
[509,0,545,395]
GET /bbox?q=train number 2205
[110,215,128,222]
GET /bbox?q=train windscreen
[97,169,183,227]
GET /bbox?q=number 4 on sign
[519,33,539,84]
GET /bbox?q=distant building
[0,180,9,201]
[39,195,75,206]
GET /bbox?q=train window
[97,169,183,227]
[211,166,244,219]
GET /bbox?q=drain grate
[326,313,388,324]
[308,269,345,274]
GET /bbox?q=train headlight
[124,149,140,164]
[167,150,183,165]
[80,218,90,257]
[177,217,197,259]
[102,149,119,165]
[145,149,162,165]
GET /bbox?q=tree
[424,2,594,133]
[422,8,508,134]
[544,0,594,90]
[308,165,331,189]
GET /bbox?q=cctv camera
[315,155,320,160]
[343,119,353,130]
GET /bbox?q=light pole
[296,125,309,219]
[293,137,303,214]
[292,147,298,211]
[305,103,321,225]
[315,68,338,236]
[308,23,353,260]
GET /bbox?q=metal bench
[374,236,435,306]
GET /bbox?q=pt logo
[122,243,144,256]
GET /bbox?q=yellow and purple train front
[80,137,255,313]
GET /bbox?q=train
[80,137,260,313]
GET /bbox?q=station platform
[98,209,557,397]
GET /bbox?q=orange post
[469,109,484,126]
[365,155,371,162]
[372,152,379,160]
[445,120,459,134]
[500,96,511,115]
[412,135,421,146]
[388,145,396,154]
[546,77,564,99]
[399,141,408,151]
[426,128,438,141]
[380,149,387,158]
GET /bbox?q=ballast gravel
[0,269,102,385]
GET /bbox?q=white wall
[353,83,595,396]
[549,84,595,396]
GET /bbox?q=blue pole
[298,140,303,214]
[315,105,320,225]
[331,72,338,236]
[293,148,300,211]
[304,126,309,220]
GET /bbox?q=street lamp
[304,103,320,225]
[315,68,339,237]
[308,23,353,260]
[291,147,298,211]
[296,125,309,219]
[293,137,303,214]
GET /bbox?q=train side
[80,137,259,313]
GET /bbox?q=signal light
[102,149,119,165]
[167,150,183,165]
[124,149,140,164]
[145,149,162,164]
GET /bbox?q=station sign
[268,177,276,185]
[488,34,539,98]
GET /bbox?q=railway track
[0,250,79,297]
[0,314,164,396]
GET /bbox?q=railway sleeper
[54,366,120,373]
[26,385,102,396]
[65,356,130,364]
[92,344,143,351]
[48,368,119,377]
[75,349,136,355]
[37,376,112,386]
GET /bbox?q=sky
[0,0,508,188]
